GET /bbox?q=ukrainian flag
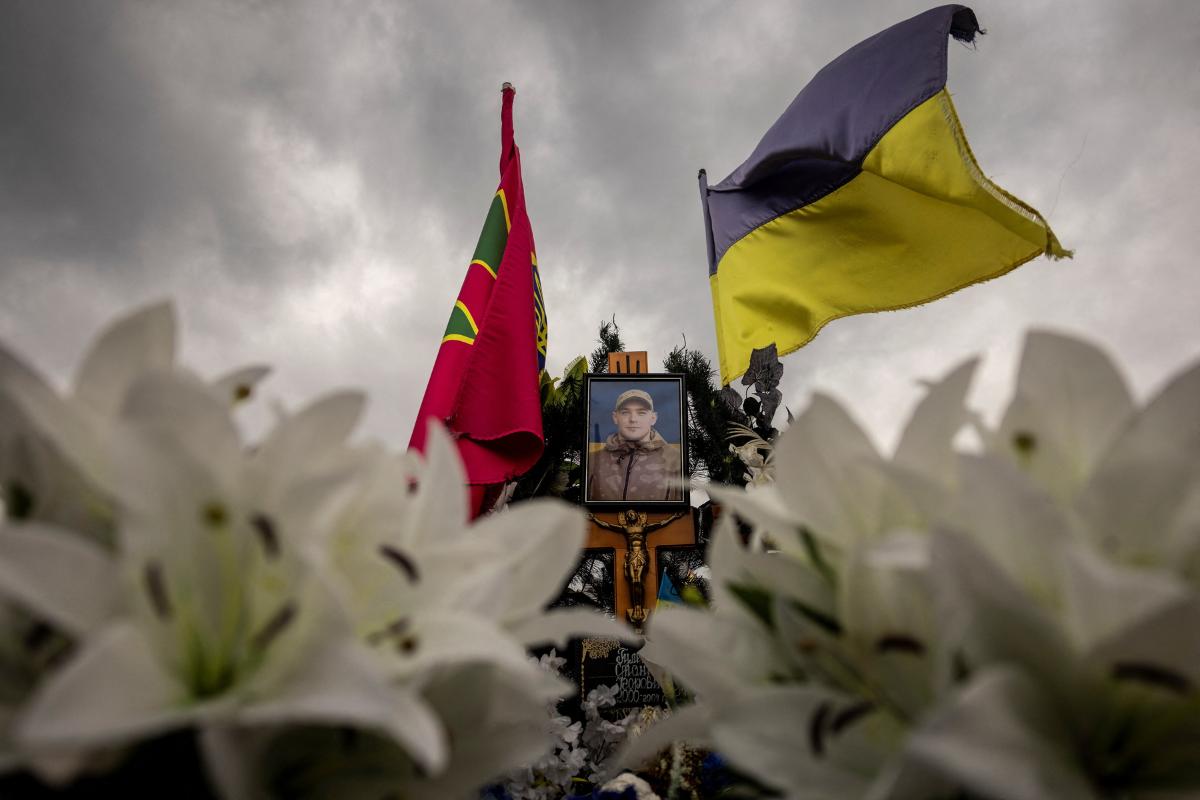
[701,5,1070,385]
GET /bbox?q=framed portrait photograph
[582,373,688,508]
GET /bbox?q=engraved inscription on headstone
[577,637,664,719]
[612,645,664,709]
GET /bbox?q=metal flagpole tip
[501,81,514,91]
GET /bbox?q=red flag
[409,85,547,515]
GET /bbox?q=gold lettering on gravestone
[580,638,618,662]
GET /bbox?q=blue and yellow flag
[701,5,1069,384]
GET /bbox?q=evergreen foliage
[661,343,746,486]
[589,317,624,373]
[511,356,587,503]
[513,318,627,503]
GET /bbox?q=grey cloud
[1,0,1198,452]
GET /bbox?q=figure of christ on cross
[586,509,689,629]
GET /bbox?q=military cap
[614,389,654,410]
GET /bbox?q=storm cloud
[2,0,1198,452]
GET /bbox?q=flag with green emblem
[409,85,547,516]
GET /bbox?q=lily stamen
[251,513,280,559]
[143,562,172,621]
[251,603,297,653]
[808,701,832,757]
[366,616,411,647]
[378,545,420,583]
[1112,662,1193,695]
[875,635,926,656]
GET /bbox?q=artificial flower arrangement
[625,331,1200,799]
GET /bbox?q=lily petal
[18,622,190,751]
[893,357,978,487]
[239,639,448,774]
[907,666,1096,800]
[1077,360,1200,562]
[381,610,540,682]
[929,532,1075,699]
[0,346,110,497]
[408,663,568,797]
[711,685,878,800]
[0,522,119,636]
[641,605,778,695]
[468,499,586,624]
[708,511,835,620]
[1085,593,1200,689]
[996,330,1134,503]
[703,482,807,558]
[409,423,469,544]
[1060,544,1189,655]
[773,393,885,544]
[73,301,176,419]
[255,390,365,477]
[839,533,935,715]
[946,454,1074,604]
[119,368,242,479]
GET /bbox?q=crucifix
[586,510,689,628]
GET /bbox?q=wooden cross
[583,351,697,630]
[585,510,694,629]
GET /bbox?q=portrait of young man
[584,377,685,505]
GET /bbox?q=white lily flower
[705,357,977,564]
[0,303,176,511]
[253,419,632,796]
[0,303,273,536]
[5,368,449,785]
[993,330,1136,505]
[916,531,1200,799]
[632,509,948,798]
[627,362,983,796]
[324,421,633,667]
[0,305,182,775]
[1074,359,1200,575]
[639,336,1200,798]
[986,331,1200,584]
[199,660,569,800]
[940,453,1078,607]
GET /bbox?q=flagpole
[697,169,717,276]
[500,82,516,171]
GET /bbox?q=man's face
[613,401,657,442]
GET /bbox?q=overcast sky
[2,1,1198,454]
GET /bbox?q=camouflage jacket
[587,430,682,502]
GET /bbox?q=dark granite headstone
[576,637,665,719]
